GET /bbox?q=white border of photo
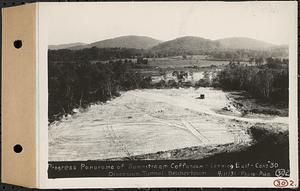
[37,1,298,188]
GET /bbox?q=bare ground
[49,88,288,162]
[107,122,288,164]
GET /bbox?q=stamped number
[275,169,290,177]
[273,179,296,187]
[273,179,288,187]
[289,180,295,186]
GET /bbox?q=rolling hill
[151,36,221,54]
[48,42,87,50]
[216,37,275,50]
[49,36,281,53]
[69,35,162,50]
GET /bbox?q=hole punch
[13,144,23,153]
[14,40,22,49]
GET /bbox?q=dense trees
[207,47,288,62]
[216,59,288,103]
[266,57,288,69]
[137,57,149,65]
[48,59,152,122]
[172,71,188,83]
[48,47,149,62]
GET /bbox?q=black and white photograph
[45,2,296,181]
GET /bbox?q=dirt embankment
[197,123,289,170]
[107,122,288,167]
[226,91,288,117]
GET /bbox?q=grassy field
[91,55,232,69]
[148,57,230,69]
[131,56,232,77]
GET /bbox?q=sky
[42,2,297,46]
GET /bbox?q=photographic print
[45,2,296,182]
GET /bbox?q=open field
[90,56,233,69]
[49,87,288,161]
[148,57,229,69]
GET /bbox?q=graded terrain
[49,88,287,161]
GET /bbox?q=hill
[70,35,162,50]
[151,36,221,55]
[49,36,287,59]
[216,37,275,50]
[48,42,87,50]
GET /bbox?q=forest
[48,47,148,62]
[48,59,152,122]
[216,58,288,103]
[207,47,288,61]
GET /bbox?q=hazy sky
[42,2,297,45]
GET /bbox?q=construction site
[49,87,288,161]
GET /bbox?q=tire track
[127,91,288,125]
[105,110,132,159]
[126,103,210,145]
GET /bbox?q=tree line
[49,46,288,63]
[208,48,288,62]
[48,59,152,122]
[215,58,288,104]
[48,47,148,62]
